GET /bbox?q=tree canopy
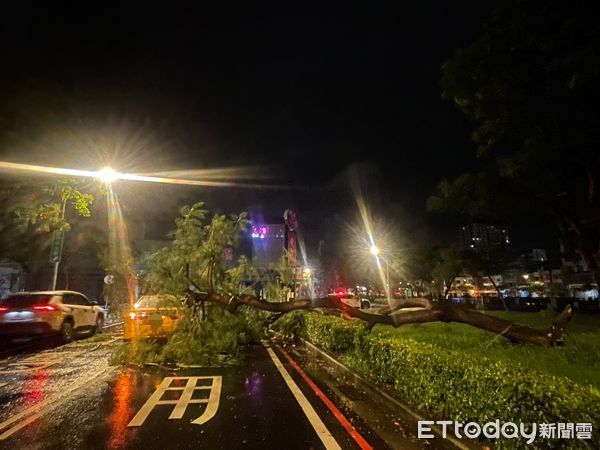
[429,0,600,283]
[0,178,95,269]
[147,202,251,296]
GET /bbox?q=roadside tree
[429,1,600,285]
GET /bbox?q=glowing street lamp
[368,241,390,300]
[95,167,119,183]
[52,167,119,290]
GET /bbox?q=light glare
[0,161,283,189]
[96,167,119,183]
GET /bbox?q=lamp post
[370,244,390,300]
[302,267,313,298]
[51,168,117,291]
[50,197,67,290]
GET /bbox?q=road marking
[264,344,342,450]
[0,352,72,374]
[0,366,114,440]
[0,338,119,374]
[277,345,373,450]
[128,376,222,427]
[302,339,473,450]
[0,362,55,374]
[0,337,121,440]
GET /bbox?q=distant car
[0,290,104,343]
[123,294,183,340]
[334,292,371,310]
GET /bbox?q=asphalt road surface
[0,333,456,449]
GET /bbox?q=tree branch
[377,298,433,315]
[188,292,573,346]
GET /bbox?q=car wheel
[60,321,74,343]
[94,315,104,335]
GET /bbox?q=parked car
[123,294,183,340]
[0,290,104,343]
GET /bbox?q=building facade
[250,210,298,271]
[459,222,510,253]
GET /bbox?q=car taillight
[0,306,8,313]
[129,312,146,320]
[32,304,59,311]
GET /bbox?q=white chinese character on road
[539,423,557,439]
[128,376,222,427]
[575,423,592,440]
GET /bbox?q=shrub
[269,310,306,342]
[285,312,600,449]
[303,313,366,353]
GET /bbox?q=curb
[301,338,477,450]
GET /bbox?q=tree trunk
[443,273,458,298]
[189,292,572,346]
[577,246,600,289]
[552,207,600,287]
[486,273,508,311]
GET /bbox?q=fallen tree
[147,203,573,348]
[188,291,573,347]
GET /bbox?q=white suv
[0,290,104,343]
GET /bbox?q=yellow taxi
[123,294,183,340]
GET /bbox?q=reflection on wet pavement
[0,340,454,449]
[108,370,134,449]
[22,367,47,407]
[244,371,264,407]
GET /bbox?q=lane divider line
[264,344,342,450]
[0,366,114,440]
[276,344,373,450]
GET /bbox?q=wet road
[0,335,458,449]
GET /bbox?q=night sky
[2,2,554,256]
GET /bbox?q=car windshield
[134,296,181,309]
[0,294,53,307]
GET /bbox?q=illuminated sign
[251,225,268,239]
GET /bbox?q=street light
[96,167,119,183]
[51,167,119,290]
[369,241,390,300]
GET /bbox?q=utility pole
[50,197,67,290]
[385,259,390,300]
